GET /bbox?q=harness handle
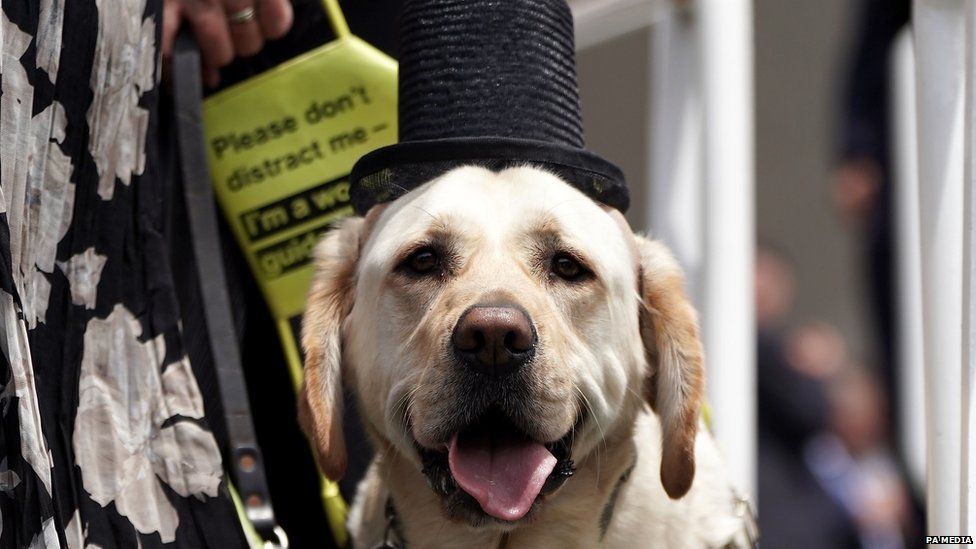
[172,30,288,548]
[321,0,351,40]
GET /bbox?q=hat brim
[348,137,629,215]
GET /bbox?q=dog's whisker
[399,314,444,366]
[379,386,427,493]
[574,383,608,485]
[624,385,646,404]
[390,390,414,427]
[433,513,451,545]
[408,203,442,226]
[574,382,606,443]
[375,179,413,197]
[378,446,399,499]
[397,334,448,413]
[543,196,593,217]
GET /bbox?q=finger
[184,1,235,68]
[161,0,181,58]
[223,0,264,57]
[203,66,221,88]
[257,0,293,40]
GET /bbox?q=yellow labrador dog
[300,166,751,547]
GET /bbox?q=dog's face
[300,166,704,528]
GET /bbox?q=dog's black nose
[452,305,536,375]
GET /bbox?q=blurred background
[573,0,924,546]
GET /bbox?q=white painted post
[646,8,705,304]
[890,30,926,497]
[571,0,757,500]
[571,0,703,287]
[913,0,968,537]
[962,0,976,535]
[571,0,669,50]
[698,0,756,499]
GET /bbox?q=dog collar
[598,458,638,541]
[371,497,407,549]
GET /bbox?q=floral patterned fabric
[0,1,247,547]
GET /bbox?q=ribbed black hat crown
[398,0,584,148]
[348,0,629,214]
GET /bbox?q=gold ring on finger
[227,6,256,24]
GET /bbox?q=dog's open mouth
[418,409,576,523]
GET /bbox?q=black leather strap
[171,30,285,547]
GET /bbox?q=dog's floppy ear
[298,216,365,480]
[634,235,705,499]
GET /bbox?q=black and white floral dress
[0,1,247,547]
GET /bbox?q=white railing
[574,0,976,535]
[913,0,975,538]
[572,0,757,501]
[963,1,976,536]
[891,30,926,498]
[572,0,670,50]
[698,0,756,501]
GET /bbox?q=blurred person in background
[786,321,848,381]
[804,365,918,549]
[789,324,919,547]
[756,245,861,548]
[834,0,928,539]
[756,243,923,547]
[834,0,910,454]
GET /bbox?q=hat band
[349,137,629,215]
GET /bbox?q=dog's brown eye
[551,253,589,281]
[405,247,440,275]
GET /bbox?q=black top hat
[349,0,629,215]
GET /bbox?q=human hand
[162,0,294,87]
[831,157,882,226]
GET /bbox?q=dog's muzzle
[407,303,580,525]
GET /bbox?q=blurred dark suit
[757,330,862,549]
[837,0,909,446]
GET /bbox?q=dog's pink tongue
[448,432,557,522]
